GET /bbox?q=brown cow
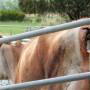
[15,26,90,90]
[0,26,90,90]
[0,40,24,83]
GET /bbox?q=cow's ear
[80,25,90,41]
[80,25,90,30]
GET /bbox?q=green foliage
[19,0,48,14]
[19,0,90,20]
[0,10,25,21]
[57,0,90,20]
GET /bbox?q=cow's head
[0,35,9,79]
[0,42,23,81]
[0,44,10,79]
[79,26,90,54]
[86,28,90,53]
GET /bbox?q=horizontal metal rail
[0,18,90,43]
[0,72,90,90]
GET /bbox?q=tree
[19,0,48,14]
[54,0,90,20]
[19,0,90,20]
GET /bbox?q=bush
[0,10,25,21]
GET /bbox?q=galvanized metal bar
[0,18,90,43]
[0,72,90,90]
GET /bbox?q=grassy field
[0,15,68,35]
[0,21,41,35]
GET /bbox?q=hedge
[0,10,25,21]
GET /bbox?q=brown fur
[15,27,90,90]
[0,26,89,90]
[0,42,24,82]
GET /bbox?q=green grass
[0,26,25,35]
[0,15,68,35]
[0,21,41,35]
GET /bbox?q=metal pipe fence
[0,72,90,90]
[0,18,90,43]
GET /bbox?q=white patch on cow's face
[0,48,9,79]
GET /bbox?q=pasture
[0,21,40,35]
[0,15,67,35]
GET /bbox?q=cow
[0,40,25,83]
[15,26,90,90]
[0,26,90,90]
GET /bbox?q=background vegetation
[0,14,67,35]
[0,10,25,21]
[0,0,90,35]
[19,0,90,20]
